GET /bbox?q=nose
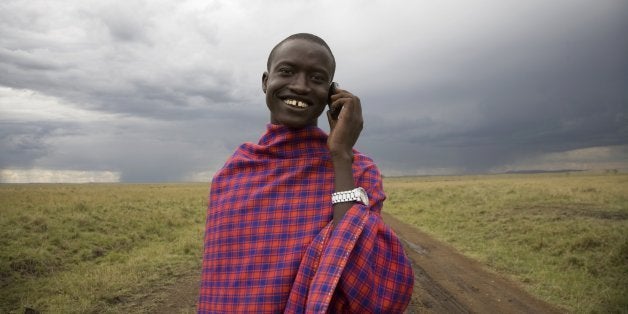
[288,73,311,94]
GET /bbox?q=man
[198,33,413,313]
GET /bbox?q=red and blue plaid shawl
[198,124,413,313]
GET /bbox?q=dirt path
[158,214,564,313]
[383,213,564,314]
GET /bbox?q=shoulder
[211,143,257,180]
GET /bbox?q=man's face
[263,39,334,128]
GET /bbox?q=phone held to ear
[327,82,340,120]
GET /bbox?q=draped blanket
[198,124,413,313]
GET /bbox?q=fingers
[329,87,355,104]
[327,94,364,142]
[333,100,362,126]
[329,88,362,120]
[326,87,364,153]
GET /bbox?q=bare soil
[154,213,565,313]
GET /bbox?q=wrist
[330,149,353,163]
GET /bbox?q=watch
[331,187,369,205]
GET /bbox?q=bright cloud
[0,169,120,183]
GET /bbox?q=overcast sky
[1,0,627,183]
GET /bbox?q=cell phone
[327,82,340,119]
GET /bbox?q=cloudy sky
[1,0,627,182]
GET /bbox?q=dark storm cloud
[353,1,628,173]
[1,0,627,182]
[0,122,53,168]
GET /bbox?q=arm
[314,88,412,311]
[327,87,363,225]
[295,162,414,313]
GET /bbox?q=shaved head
[267,33,336,77]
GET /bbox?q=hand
[327,87,363,161]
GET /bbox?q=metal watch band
[331,187,368,205]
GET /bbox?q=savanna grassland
[0,183,208,313]
[1,173,626,313]
[385,172,628,313]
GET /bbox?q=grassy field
[0,183,208,313]
[385,172,628,313]
[1,173,626,313]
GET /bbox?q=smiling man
[198,33,413,313]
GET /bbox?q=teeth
[284,99,308,108]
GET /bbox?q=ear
[262,72,268,94]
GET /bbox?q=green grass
[384,173,628,313]
[2,174,627,313]
[0,183,208,313]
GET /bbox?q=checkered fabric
[198,124,413,313]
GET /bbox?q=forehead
[270,39,334,73]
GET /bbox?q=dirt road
[157,214,564,313]
[382,213,564,314]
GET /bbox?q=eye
[277,67,293,75]
[311,74,327,84]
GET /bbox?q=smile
[283,99,309,108]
